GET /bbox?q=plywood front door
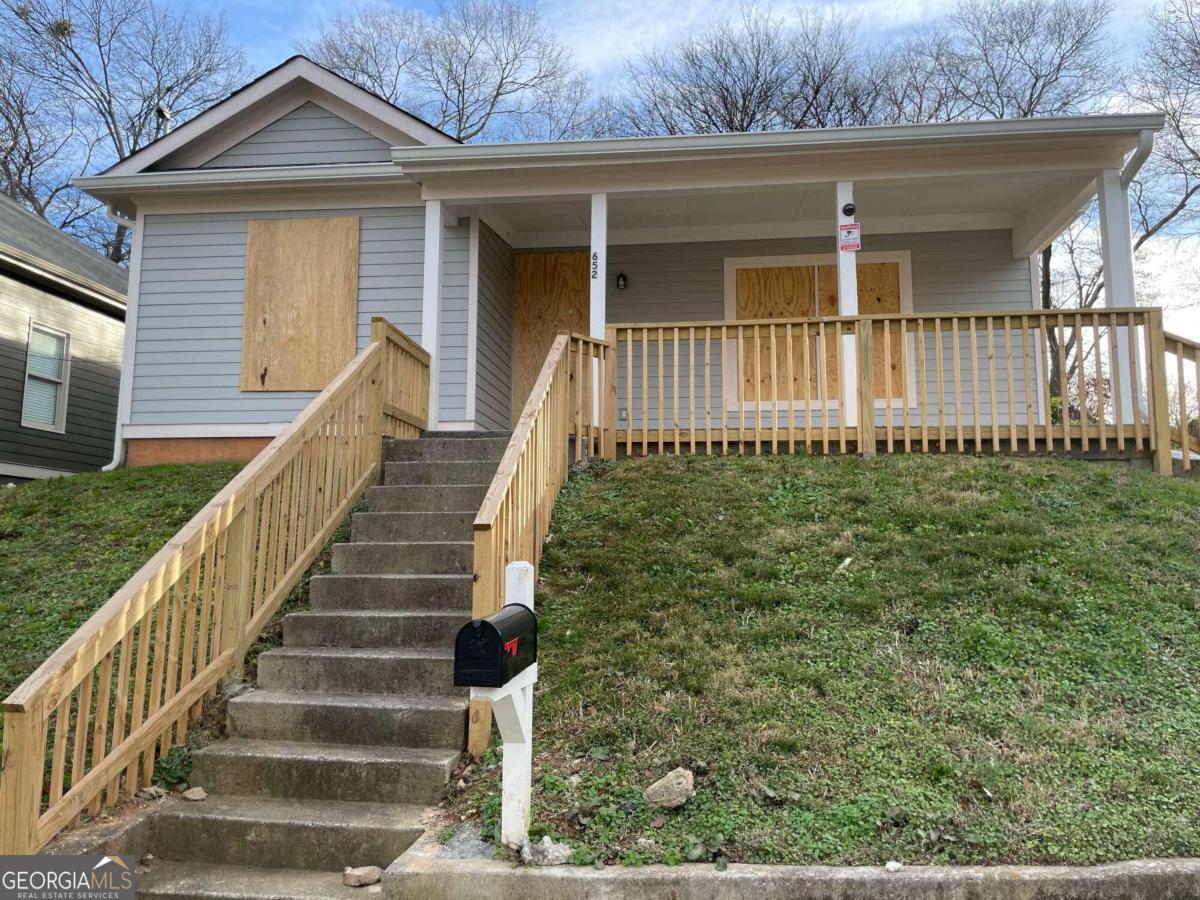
[512,251,589,422]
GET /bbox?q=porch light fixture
[616,272,628,290]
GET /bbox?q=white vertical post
[836,182,859,428]
[423,199,444,427]
[1097,169,1136,423]
[589,194,607,426]
[470,560,537,849]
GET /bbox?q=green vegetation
[0,464,239,708]
[453,454,1200,866]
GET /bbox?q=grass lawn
[0,464,239,709]
[452,454,1200,867]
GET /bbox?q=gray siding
[0,273,122,472]
[588,229,1038,431]
[474,222,514,430]
[132,207,469,427]
[201,103,392,169]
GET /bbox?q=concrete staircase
[137,433,509,899]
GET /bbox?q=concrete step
[332,541,473,576]
[421,430,512,440]
[283,610,468,649]
[227,690,466,748]
[309,574,471,612]
[384,437,510,462]
[256,647,460,696]
[352,511,474,543]
[367,484,489,513]
[382,460,498,486]
[190,739,459,806]
[150,795,423,870]
[136,861,369,900]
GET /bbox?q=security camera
[842,202,856,217]
[155,105,172,124]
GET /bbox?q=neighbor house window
[22,322,70,432]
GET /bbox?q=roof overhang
[0,243,125,317]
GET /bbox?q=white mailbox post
[469,561,537,849]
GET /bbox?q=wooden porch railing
[610,307,1174,474]
[1164,329,1200,472]
[468,333,612,755]
[0,320,429,853]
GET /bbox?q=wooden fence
[609,307,1173,473]
[468,334,611,754]
[0,321,429,853]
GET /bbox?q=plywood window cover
[241,216,359,392]
[722,251,915,412]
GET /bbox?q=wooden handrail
[468,333,613,756]
[0,320,429,853]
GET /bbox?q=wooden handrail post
[0,700,44,853]
[1147,308,1174,475]
[857,321,876,459]
[219,499,254,680]
[603,329,618,460]
[468,526,497,757]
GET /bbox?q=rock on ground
[643,768,694,809]
[180,787,207,801]
[343,865,383,886]
[520,836,572,866]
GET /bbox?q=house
[0,194,126,482]
[75,55,1167,466]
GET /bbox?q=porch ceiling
[485,171,1093,255]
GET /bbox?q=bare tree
[0,0,246,260]
[302,0,579,143]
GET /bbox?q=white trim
[465,215,480,424]
[0,246,125,313]
[423,200,444,427]
[589,194,607,339]
[0,461,72,480]
[433,420,476,432]
[99,57,453,178]
[836,183,859,425]
[77,162,409,196]
[510,213,1013,250]
[394,113,1163,173]
[721,251,915,414]
[122,423,288,439]
[21,320,71,433]
[137,188,422,216]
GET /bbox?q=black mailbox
[453,603,538,687]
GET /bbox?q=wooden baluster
[1093,314,1108,451]
[836,321,847,454]
[1054,314,1069,450]
[969,318,982,452]
[88,649,115,815]
[769,323,779,455]
[934,318,946,452]
[786,323,796,454]
[70,671,94,825]
[705,327,713,454]
[658,327,666,455]
[917,319,929,452]
[689,327,697,454]
[1106,316,1124,453]
[818,322,830,455]
[49,693,72,808]
[625,330,633,458]
[1005,316,1019,451]
[672,328,680,454]
[642,328,649,456]
[802,323,813,454]
[721,325,729,454]
[987,317,999,454]
[1074,314,1090,453]
[950,317,963,453]
[1128,318,1145,452]
[106,632,133,803]
[1019,316,1034,453]
[753,324,763,454]
[1038,317,1053,454]
[883,321,894,454]
[123,607,153,795]
[1178,341,1189,471]
[737,326,746,454]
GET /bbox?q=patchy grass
[451,454,1200,867]
[0,464,240,709]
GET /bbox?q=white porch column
[589,194,607,424]
[1097,169,1136,422]
[422,199,444,427]
[589,193,607,339]
[836,182,859,427]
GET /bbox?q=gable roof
[101,56,457,178]
[0,194,127,314]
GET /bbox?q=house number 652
[591,252,599,279]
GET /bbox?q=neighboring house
[0,195,126,482]
[75,55,1164,465]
